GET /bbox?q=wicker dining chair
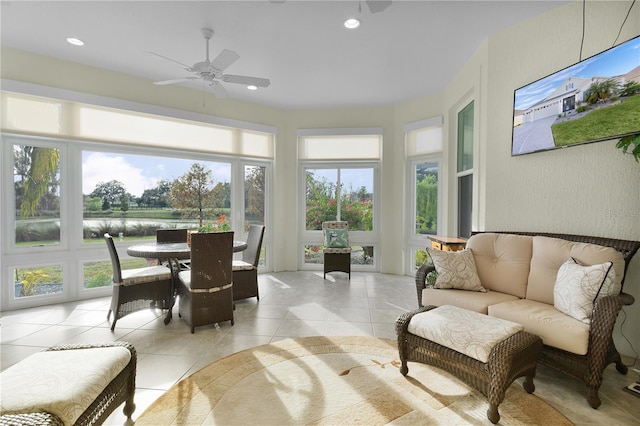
[104,234,173,331]
[177,231,234,333]
[232,225,265,301]
[156,228,190,269]
[322,221,352,279]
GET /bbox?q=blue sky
[82,151,230,197]
[514,36,640,111]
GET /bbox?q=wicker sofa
[415,232,640,409]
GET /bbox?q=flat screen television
[512,35,640,156]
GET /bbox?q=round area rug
[136,336,572,425]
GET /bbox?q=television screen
[512,35,640,156]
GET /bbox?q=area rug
[136,336,573,425]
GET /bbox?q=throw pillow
[324,228,349,248]
[553,257,616,324]
[426,248,486,292]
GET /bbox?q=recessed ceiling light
[66,37,84,46]
[247,85,258,91]
[344,18,360,29]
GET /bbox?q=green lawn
[551,95,640,147]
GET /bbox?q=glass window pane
[13,265,63,298]
[458,174,473,239]
[305,169,337,230]
[457,101,474,172]
[244,165,265,231]
[304,244,325,264]
[14,145,61,246]
[415,162,438,235]
[82,151,232,242]
[340,168,373,231]
[352,245,374,265]
[83,258,147,289]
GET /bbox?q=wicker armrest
[415,264,435,307]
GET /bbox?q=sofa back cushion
[526,236,625,304]
[466,233,533,298]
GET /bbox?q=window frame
[298,161,380,272]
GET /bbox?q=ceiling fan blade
[221,74,271,87]
[208,81,229,98]
[210,49,240,72]
[145,51,192,71]
[154,77,200,85]
[366,0,392,14]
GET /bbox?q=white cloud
[83,152,155,197]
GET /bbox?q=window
[298,129,381,271]
[81,149,232,242]
[457,101,474,239]
[1,90,274,310]
[404,116,443,273]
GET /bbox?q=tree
[170,163,214,226]
[583,79,620,104]
[245,166,265,219]
[416,174,438,234]
[211,182,231,209]
[15,146,60,218]
[90,180,126,210]
[619,81,640,97]
[139,180,171,208]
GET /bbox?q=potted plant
[616,133,640,162]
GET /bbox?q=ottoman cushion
[1,346,131,425]
[407,304,524,363]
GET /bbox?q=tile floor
[1,271,639,425]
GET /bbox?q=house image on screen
[520,65,640,124]
[521,77,599,123]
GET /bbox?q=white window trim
[405,155,443,274]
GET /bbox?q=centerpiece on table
[187,215,231,246]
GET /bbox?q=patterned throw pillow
[554,257,615,324]
[426,248,486,292]
[324,228,349,248]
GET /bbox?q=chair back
[189,231,234,290]
[104,233,123,284]
[156,228,188,243]
[242,225,265,267]
[322,221,349,231]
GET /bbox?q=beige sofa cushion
[422,288,520,314]
[466,233,532,298]
[488,299,590,355]
[526,236,625,305]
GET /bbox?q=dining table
[126,239,247,324]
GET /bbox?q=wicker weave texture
[397,306,542,424]
[0,342,136,426]
[414,232,640,409]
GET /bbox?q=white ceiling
[0,1,570,110]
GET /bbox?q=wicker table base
[396,306,543,424]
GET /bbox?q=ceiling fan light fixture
[344,18,360,29]
[247,85,258,91]
[66,37,84,46]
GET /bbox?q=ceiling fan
[146,27,270,98]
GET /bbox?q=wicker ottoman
[0,342,136,426]
[396,305,543,424]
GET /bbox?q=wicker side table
[396,306,543,424]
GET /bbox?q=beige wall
[2,0,639,354]
[432,0,639,356]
